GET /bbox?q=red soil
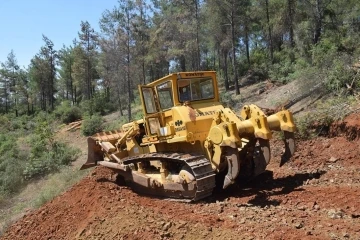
[1,113,360,240]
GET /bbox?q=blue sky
[0,0,119,68]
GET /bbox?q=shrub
[0,134,26,194]
[0,116,12,133]
[23,121,80,179]
[250,48,268,70]
[54,101,82,124]
[325,56,356,92]
[79,100,93,116]
[311,38,338,69]
[81,115,103,136]
[220,91,237,108]
[269,48,296,83]
[8,115,34,132]
[132,111,143,121]
[80,94,117,116]
[93,93,117,115]
[103,118,127,131]
[23,142,79,179]
[295,97,353,139]
[295,112,334,139]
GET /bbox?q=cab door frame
[139,85,164,137]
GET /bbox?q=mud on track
[1,113,360,240]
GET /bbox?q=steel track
[121,152,216,201]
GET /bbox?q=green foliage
[103,117,127,131]
[0,166,89,235]
[79,100,93,116]
[54,101,82,124]
[1,0,360,117]
[132,111,143,121]
[0,114,82,197]
[311,39,338,69]
[28,35,57,112]
[220,91,237,108]
[269,48,296,83]
[295,113,329,139]
[10,114,37,132]
[34,111,56,124]
[325,56,356,92]
[0,134,25,195]
[295,97,354,139]
[307,39,357,92]
[92,93,117,115]
[0,115,12,133]
[23,121,79,179]
[250,48,268,73]
[81,114,103,136]
[80,93,116,116]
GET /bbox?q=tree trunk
[180,55,186,72]
[217,47,221,72]
[69,60,73,103]
[116,83,123,117]
[74,86,77,105]
[223,50,229,91]
[265,0,274,63]
[88,33,91,100]
[195,0,201,70]
[313,0,323,44]
[231,9,240,95]
[244,22,250,66]
[150,64,154,82]
[142,60,146,85]
[15,97,18,117]
[288,0,295,48]
[42,89,46,111]
[27,100,30,116]
[127,34,132,121]
[127,77,131,122]
[50,54,55,111]
[4,81,8,113]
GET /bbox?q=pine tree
[77,21,99,100]
[0,50,20,115]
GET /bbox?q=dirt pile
[1,113,360,239]
[330,113,360,140]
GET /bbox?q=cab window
[156,81,174,110]
[142,88,157,114]
[178,77,214,102]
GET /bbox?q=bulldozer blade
[280,131,296,166]
[223,147,240,189]
[80,137,103,170]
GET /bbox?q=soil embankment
[1,113,360,239]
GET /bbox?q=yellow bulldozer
[81,71,296,201]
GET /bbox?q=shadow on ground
[95,168,326,207]
[207,170,326,207]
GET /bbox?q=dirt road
[1,113,360,239]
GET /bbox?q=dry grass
[0,167,89,236]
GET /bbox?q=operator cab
[139,71,219,139]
